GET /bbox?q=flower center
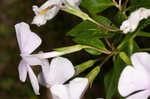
[46,84,51,88]
[40,7,51,15]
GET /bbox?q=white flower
[38,57,89,99]
[15,22,64,95]
[118,52,150,99]
[15,22,42,95]
[120,8,150,34]
[32,0,82,26]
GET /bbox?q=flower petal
[18,60,27,82]
[131,52,150,72]
[48,57,75,85]
[38,59,51,86]
[127,89,150,99]
[118,66,150,97]
[66,0,82,9]
[22,55,42,65]
[69,77,89,99]
[15,22,41,54]
[50,84,69,99]
[27,66,40,95]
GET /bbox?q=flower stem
[141,48,150,52]
[83,45,112,55]
[99,51,114,67]
[88,18,121,32]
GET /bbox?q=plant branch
[141,48,150,52]
[122,0,128,12]
[112,0,119,8]
[119,0,122,11]
[88,18,121,32]
[105,38,113,50]
[99,52,114,67]
[83,45,112,55]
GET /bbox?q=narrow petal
[131,52,150,72]
[48,57,75,85]
[18,60,27,82]
[38,59,51,86]
[118,66,150,97]
[50,84,69,99]
[127,89,150,99]
[22,55,41,65]
[69,77,89,99]
[27,66,40,95]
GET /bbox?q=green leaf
[74,37,106,55]
[68,16,117,55]
[113,11,127,27]
[136,31,150,38]
[127,0,150,11]
[81,0,114,14]
[104,55,126,99]
[67,16,115,39]
[119,52,131,65]
[75,59,97,76]
[137,18,150,31]
[86,66,100,87]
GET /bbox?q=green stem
[83,45,112,55]
[88,17,121,32]
[99,52,114,67]
[141,48,150,52]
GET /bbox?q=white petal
[131,52,150,72]
[18,60,27,82]
[127,89,150,99]
[15,22,42,54]
[22,55,41,65]
[38,59,51,86]
[66,0,82,9]
[32,15,47,26]
[27,66,40,95]
[118,66,150,97]
[50,84,69,99]
[48,57,75,85]
[69,77,89,99]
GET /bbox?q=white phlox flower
[118,52,150,99]
[32,0,82,26]
[120,8,150,34]
[38,57,89,99]
[15,22,71,95]
[15,22,42,95]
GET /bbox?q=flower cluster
[14,0,150,98]
[15,0,90,98]
[15,21,89,98]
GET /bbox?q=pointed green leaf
[75,59,97,76]
[86,66,100,87]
